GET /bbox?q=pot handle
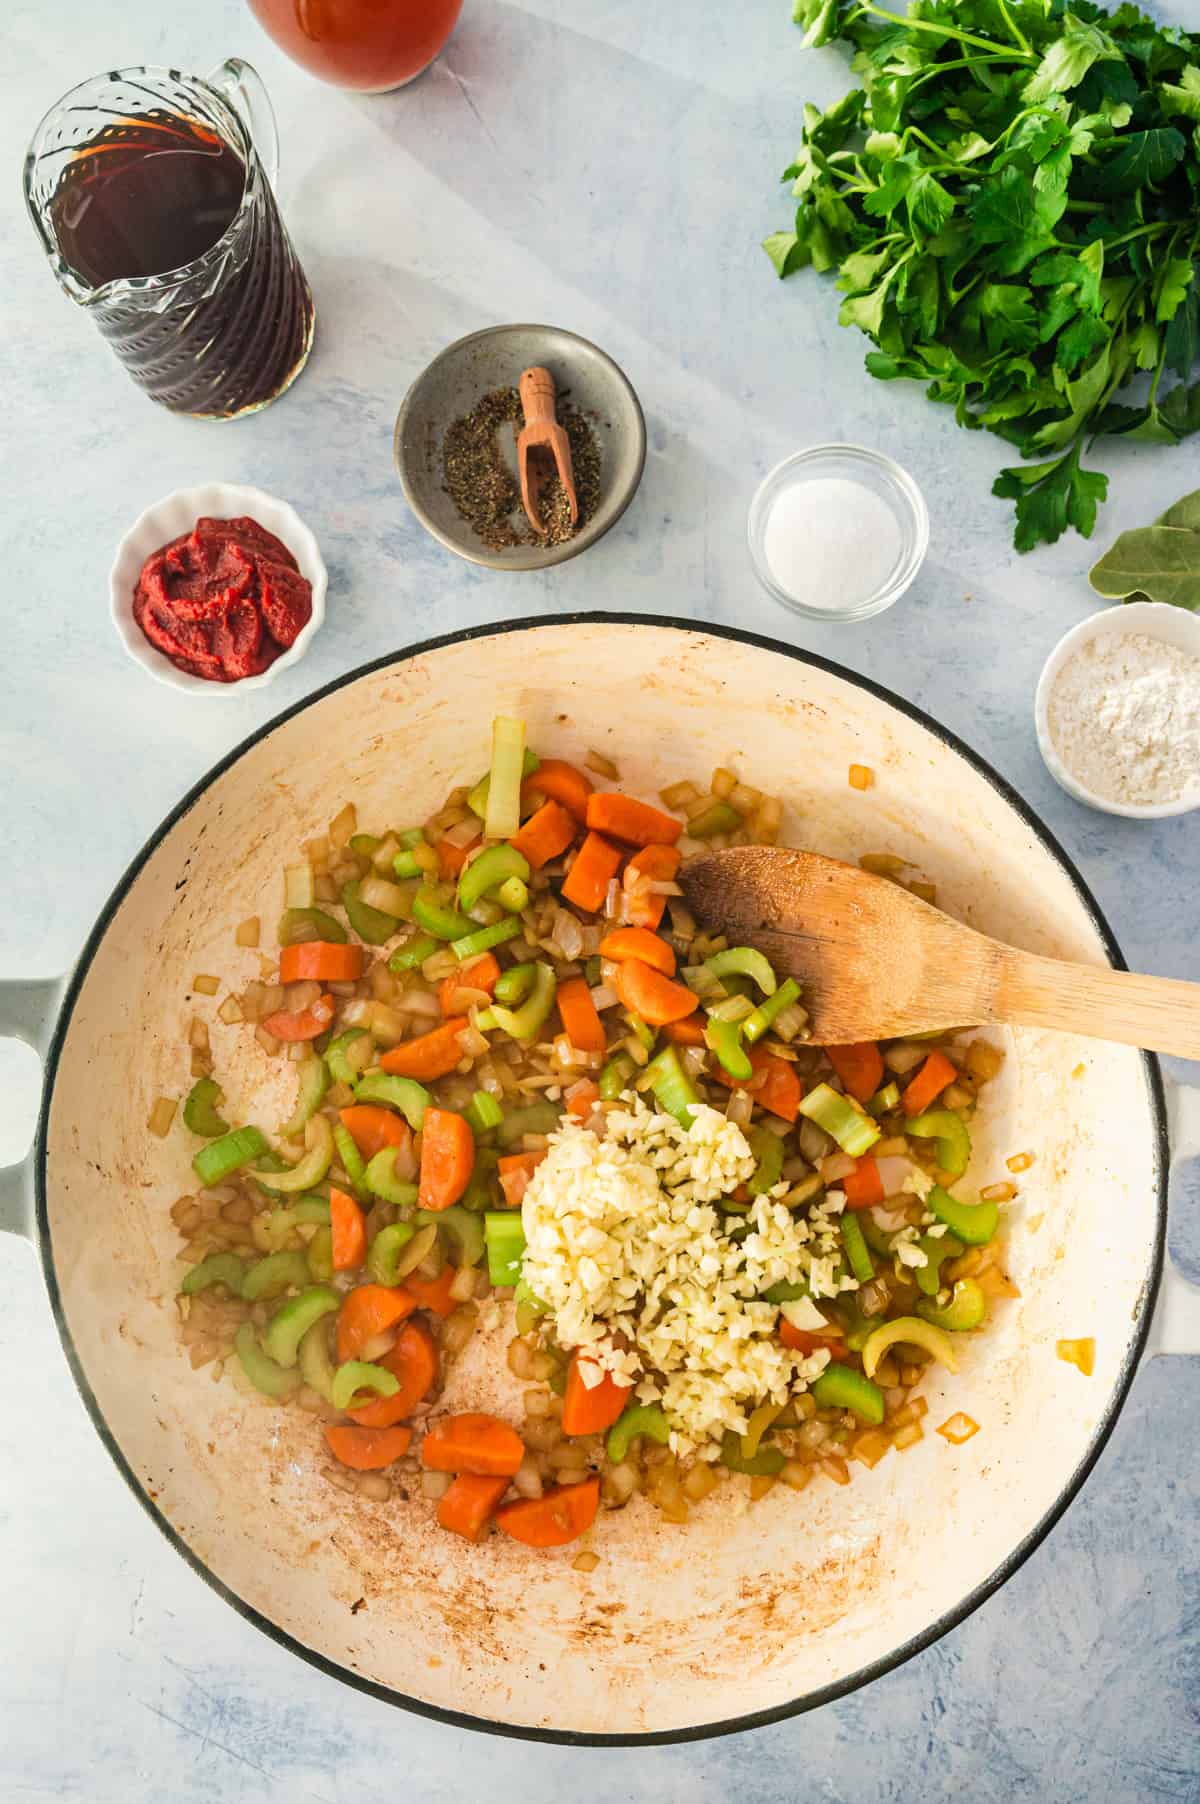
[1148,1078,1200,1356]
[0,976,64,1242]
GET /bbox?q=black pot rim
[32,611,1168,1747]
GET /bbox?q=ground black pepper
[441,386,602,551]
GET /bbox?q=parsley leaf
[993,444,1109,551]
[1093,126,1187,193]
[1023,19,1122,104]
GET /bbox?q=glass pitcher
[23,60,314,419]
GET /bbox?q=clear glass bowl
[747,444,929,623]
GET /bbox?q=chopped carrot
[324,1423,413,1470]
[565,1079,601,1120]
[338,1105,412,1162]
[495,1477,600,1548]
[279,942,365,985]
[556,977,607,1052]
[348,1319,438,1426]
[714,1046,802,1121]
[401,1264,460,1318]
[902,1049,958,1116]
[417,1107,475,1211]
[598,927,676,976]
[779,1320,850,1361]
[751,1050,803,1123]
[261,992,335,1042]
[843,1156,885,1209]
[437,1472,510,1542]
[437,834,480,880]
[586,792,683,847]
[330,1185,367,1271]
[336,1282,416,1363]
[614,958,698,1027]
[560,831,623,912]
[421,1412,526,1477]
[437,953,501,1017]
[511,799,576,871]
[622,843,681,928]
[561,1353,631,1436]
[522,758,593,821]
[824,1042,884,1106]
[662,1015,707,1046]
[497,1149,546,1209]
[380,1019,469,1082]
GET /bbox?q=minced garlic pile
[521,1098,861,1454]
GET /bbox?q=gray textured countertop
[2,2,1197,1797]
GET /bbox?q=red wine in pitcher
[51,114,246,284]
[47,111,313,416]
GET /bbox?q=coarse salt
[1046,631,1200,807]
[762,476,902,612]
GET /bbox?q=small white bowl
[1035,600,1200,819]
[747,444,929,623]
[109,482,327,693]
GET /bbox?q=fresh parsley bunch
[766,0,1200,551]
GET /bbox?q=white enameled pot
[2,617,1197,1743]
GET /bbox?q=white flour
[1046,631,1200,806]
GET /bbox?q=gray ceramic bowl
[394,324,646,570]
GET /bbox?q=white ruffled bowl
[109,482,327,694]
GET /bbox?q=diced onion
[359,875,410,917]
[147,1096,177,1138]
[284,864,314,910]
[395,989,441,1020]
[552,909,584,960]
[875,1155,920,1198]
[937,1412,980,1445]
[443,816,481,848]
[512,1461,543,1499]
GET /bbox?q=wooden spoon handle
[996,947,1200,1058]
[519,366,557,429]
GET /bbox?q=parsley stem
[849,2,1036,61]
[994,0,1032,55]
[908,52,1023,94]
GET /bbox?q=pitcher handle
[0,975,65,1243]
[209,57,280,188]
[1148,1077,1200,1355]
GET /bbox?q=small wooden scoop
[679,845,1200,1057]
[517,366,578,536]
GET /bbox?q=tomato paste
[132,515,312,682]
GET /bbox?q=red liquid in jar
[247,0,463,90]
[49,113,313,416]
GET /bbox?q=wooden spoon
[516,366,578,537]
[678,846,1200,1057]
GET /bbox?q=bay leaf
[1088,525,1200,608]
[1156,486,1200,531]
